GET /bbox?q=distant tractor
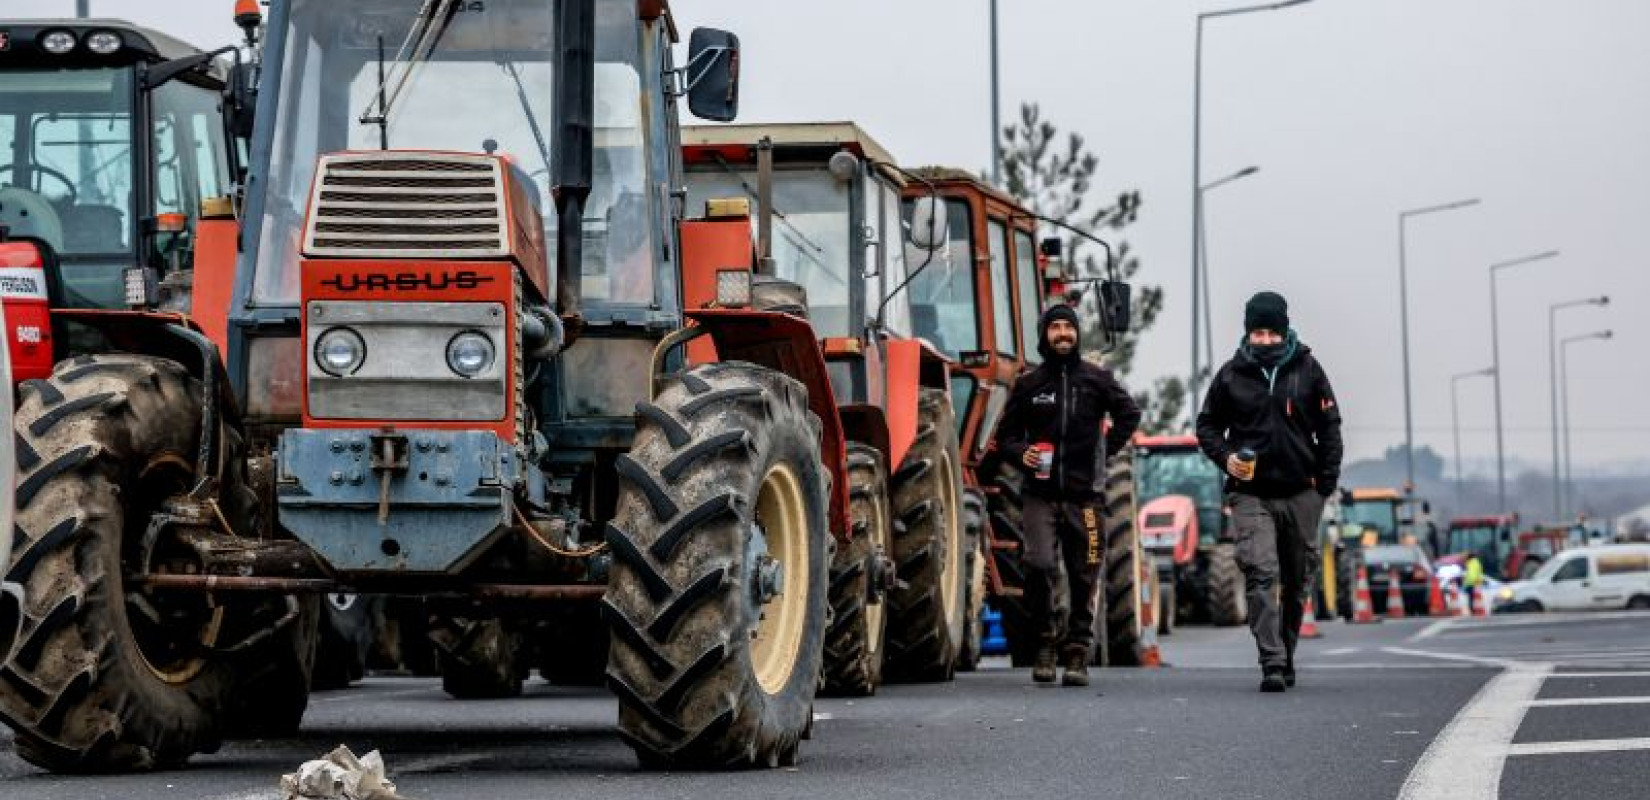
[1320,487,1432,618]
[1133,434,1245,630]
[1435,514,1519,580]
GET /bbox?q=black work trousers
[1229,489,1325,670]
[1022,494,1105,658]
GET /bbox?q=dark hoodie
[1196,331,1344,499]
[994,305,1141,500]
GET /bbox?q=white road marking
[1507,737,1650,756]
[1412,619,1456,641]
[1526,696,1650,707]
[1381,646,1513,668]
[1323,647,1361,656]
[1546,671,1650,678]
[311,686,437,704]
[1397,655,1551,800]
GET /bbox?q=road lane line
[1397,658,1551,800]
[1547,671,1650,678]
[1381,646,1514,667]
[1323,647,1360,656]
[1412,619,1455,641]
[1526,696,1650,707]
[1507,737,1650,756]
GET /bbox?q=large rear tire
[605,362,828,769]
[882,389,968,683]
[4,355,307,771]
[1093,448,1142,667]
[1206,543,1246,627]
[434,616,524,700]
[954,490,988,672]
[820,443,890,696]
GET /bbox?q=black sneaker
[1032,644,1058,684]
[1283,667,1296,688]
[1061,651,1090,687]
[1260,669,1287,693]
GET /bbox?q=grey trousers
[1022,494,1104,657]
[1229,490,1325,670]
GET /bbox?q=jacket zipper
[1058,366,1069,489]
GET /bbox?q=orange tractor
[680,122,970,692]
[6,0,844,772]
[898,168,1143,667]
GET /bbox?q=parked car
[1338,544,1433,617]
[1495,544,1650,612]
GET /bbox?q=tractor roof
[683,122,904,184]
[1,19,206,63]
[908,166,1026,210]
[1347,488,1404,502]
[1448,514,1519,528]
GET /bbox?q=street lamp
[989,0,1001,186]
[1547,296,1609,516]
[1488,250,1560,512]
[1560,330,1612,517]
[1450,367,1495,511]
[1196,166,1261,389]
[1397,198,1481,487]
[1189,0,1316,414]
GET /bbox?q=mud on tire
[604,362,829,769]
[820,443,890,696]
[882,388,967,683]
[1206,543,1247,627]
[433,616,525,699]
[954,489,987,672]
[1092,447,1142,667]
[984,463,1040,667]
[3,355,310,771]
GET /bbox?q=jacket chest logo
[1032,391,1058,406]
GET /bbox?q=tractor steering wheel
[0,163,78,205]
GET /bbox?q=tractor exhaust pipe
[552,0,595,330]
[756,137,775,276]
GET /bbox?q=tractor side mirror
[686,29,740,122]
[908,195,948,252]
[1099,280,1131,334]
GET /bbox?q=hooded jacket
[1196,332,1344,499]
[994,306,1141,501]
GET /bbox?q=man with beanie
[994,304,1141,686]
[1197,291,1343,693]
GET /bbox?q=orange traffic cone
[1299,594,1324,639]
[1349,565,1379,624]
[1426,574,1447,617]
[1473,584,1492,618]
[1385,569,1407,619]
[1138,562,1163,668]
[1452,583,1471,618]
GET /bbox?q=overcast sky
[16,0,1649,474]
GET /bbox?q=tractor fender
[883,337,955,471]
[684,307,851,543]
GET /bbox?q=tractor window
[879,178,911,336]
[1013,229,1042,365]
[1342,501,1399,544]
[151,82,233,259]
[252,0,657,307]
[988,219,1015,356]
[903,197,977,357]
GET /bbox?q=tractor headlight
[39,30,77,54]
[446,331,495,378]
[86,31,123,54]
[314,327,367,376]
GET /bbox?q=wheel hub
[867,546,896,603]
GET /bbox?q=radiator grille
[304,153,509,258]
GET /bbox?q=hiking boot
[1283,667,1297,688]
[1260,668,1287,693]
[1032,644,1058,684]
[1061,651,1090,687]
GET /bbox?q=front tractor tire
[3,355,310,771]
[604,362,829,769]
[1093,448,1143,667]
[882,389,969,683]
[820,443,891,696]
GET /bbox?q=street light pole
[1197,165,1260,394]
[1397,198,1481,489]
[1488,250,1560,512]
[1451,367,1496,512]
[1188,0,1314,419]
[989,0,1001,187]
[1560,330,1613,518]
[76,0,90,18]
[1547,296,1609,516]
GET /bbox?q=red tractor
[1133,434,1245,630]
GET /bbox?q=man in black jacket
[1197,291,1343,693]
[995,304,1141,686]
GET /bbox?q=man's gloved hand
[1316,477,1337,497]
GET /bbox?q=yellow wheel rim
[937,449,963,625]
[751,463,809,695]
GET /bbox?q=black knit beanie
[1037,304,1081,362]
[1244,291,1289,334]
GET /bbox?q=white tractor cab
[1496,544,1650,613]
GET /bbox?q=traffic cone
[1349,565,1379,624]
[1137,561,1163,668]
[1299,594,1324,639]
[1452,583,1471,618]
[1473,585,1491,618]
[1385,570,1406,619]
[1426,574,1447,617]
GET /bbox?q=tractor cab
[0,20,245,313]
[1440,514,1519,579]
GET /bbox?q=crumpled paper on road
[280,745,407,800]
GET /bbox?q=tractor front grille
[303,153,510,259]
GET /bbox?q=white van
[1497,544,1650,612]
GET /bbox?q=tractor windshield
[1445,523,1507,576]
[1137,448,1223,544]
[1343,501,1399,544]
[251,0,656,307]
[0,66,135,307]
[903,198,977,357]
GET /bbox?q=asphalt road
[2,611,1647,800]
